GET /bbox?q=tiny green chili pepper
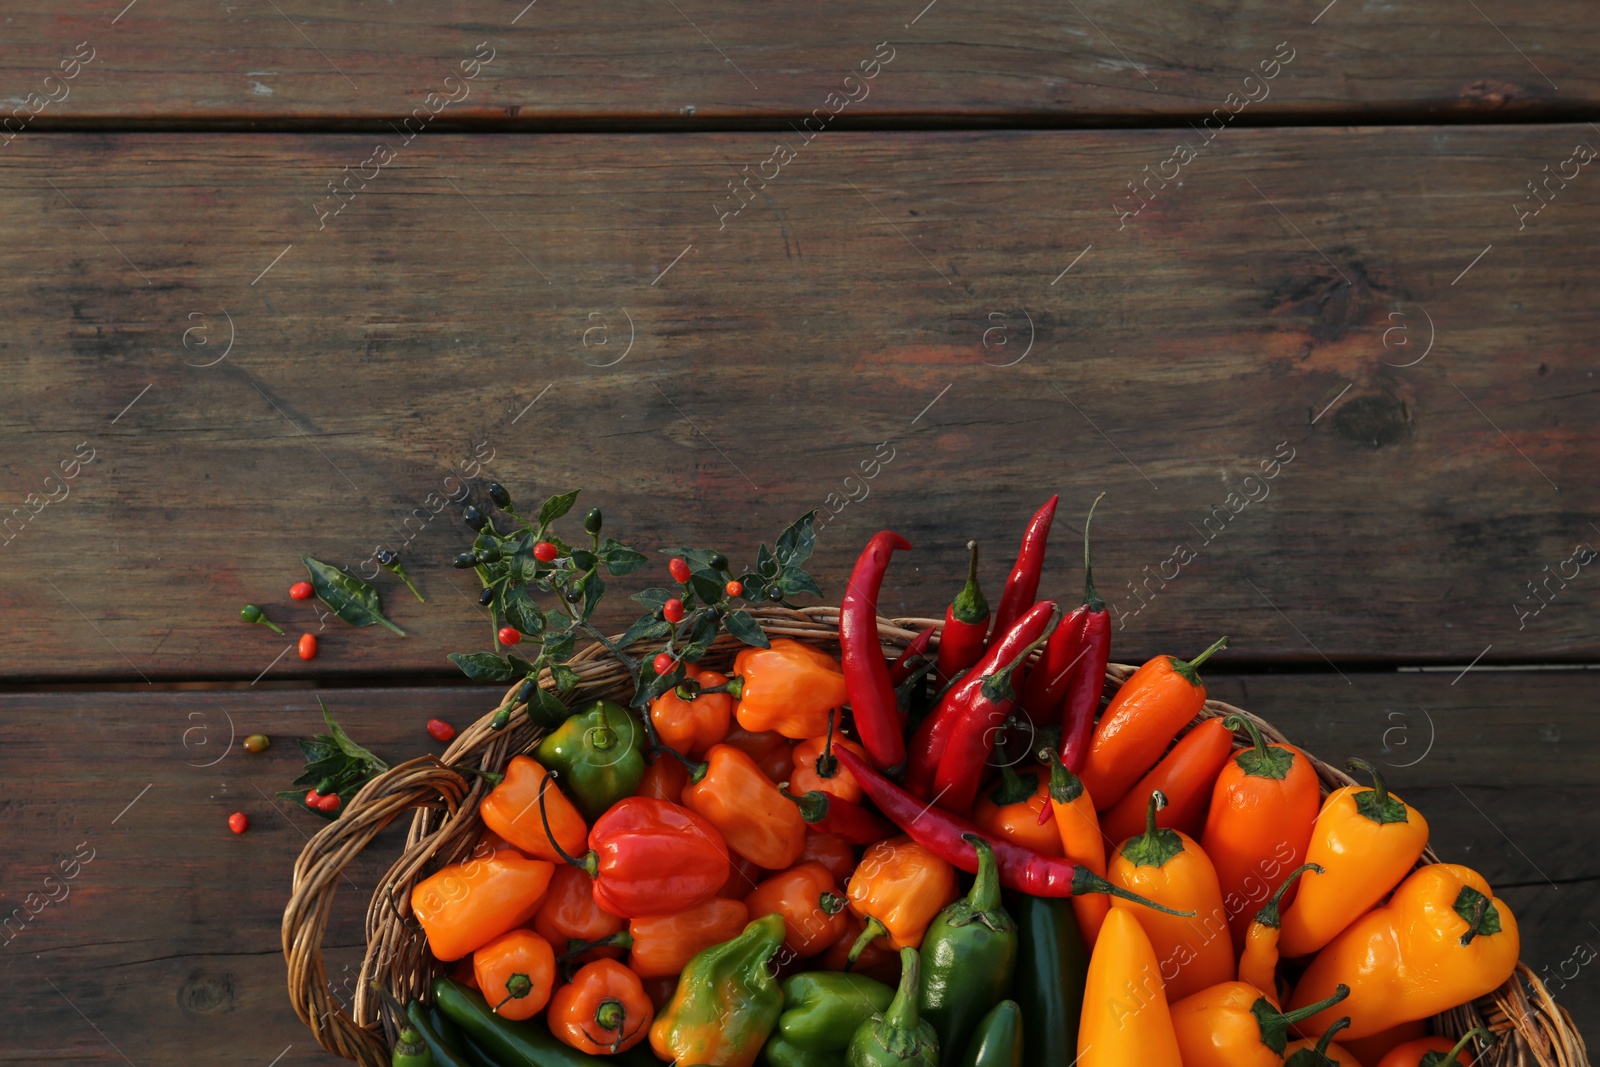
[583,507,602,535]
[778,972,895,1053]
[453,553,478,569]
[377,549,426,602]
[955,1000,1022,1067]
[534,699,646,821]
[918,835,1017,1056]
[391,1024,434,1067]
[847,946,938,1067]
[240,604,285,635]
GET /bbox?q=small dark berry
[488,483,512,509]
[478,587,495,606]
[377,549,398,566]
[453,552,478,569]
[464,506,488,532]
[708,553,728,571]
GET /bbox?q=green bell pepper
[777,972,895,1053]
[1005,890,1088,1065]
[918,835,1017,1057]
[846,947,938,1067]
[956,999,1022,1067]
[763,1035,844,1067]
[533,699,646,821]
[653,912,787,1067]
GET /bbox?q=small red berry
[725,580,744,597]
[669,557,691,583]
[305,789,322,807]
[653,652,676,676]
[533,541,559,563]
[316,793,341,813]
[427,718,456,742]
[289,581,314,601]
[297,633,317,660]
[228,812,249,834]
[498,626,522,646]
[663,598,685,624]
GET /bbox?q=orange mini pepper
[1078,906,1182,1067]
[789,720,867,804]
[1170,979,1350,1067]
[744,861,849,959]
[472,928,557,1019]
[651,665,734,757]
[1078,636,1229,811]
[1202,715,1321,950]
[1285,1018,1362,1065]
[799,831,857,884]
[1288,863,1520,1040]
[733,638,850,739]
[1100,717,1234,844]
[1279,759,1430,959]
[479,755,589,865]
[625,897,751,978]
[844,836,959,961]
[412,845,555,961]
[637,755,690,805]
[974,764,1062,857]
[720,724,796,783]
[548,958,654,1054]
[683,743,807,870]
[1108,791,1234,1003]
[1045,752,1109,950]
[533,864,625,963]
[1342,1020,1429,1065]
[1237,863,1322,1003]
[1376,1028,1495,1067]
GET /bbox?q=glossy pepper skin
[846,946,939,1067]
[1058,493,1111,772]
[1045,754,1109,949]
[536,700,647,822]
[651,665,734,757]
[1202,715,1321,949]
[433,977,660,1067]
[1018,603,1087,725]
[745,862,849,959]
[936,541,990,684]
[845,837,960,960]
[1170,980,1350,1067]
[735,639,850,740]
[1108,792,1234,1003]
[684,743,808,870]
[823,912,904,986]
[1375,1029,1495,1067]
[1288,863,1521,1040]
[783,789,896,847]
[649,912,787,1067]
[800,832,857,884]
[956,999,1022,1067]
[990,495,1057,639]
[889,626,937,687]
[405,999,472,1067]
[411,847,555,962]
[1279,759,1430,958]
[1099,716,1234,844]
[974,765,1061,856]
[1077,635,1230,811]
[472,928,556,1020]
[1078,906,1182,1067]
[918,836,1018,1057]
[789,727,867,804]
[777,971,895,1053]
[636,754,690,804]
[535,865,625,964]
[547,959,654,1055]
[575,795,731,919]
[720,724,796,783]
[1237,863,1322,1002]
[480,755,589,865]
[1006,892,1086,1064]
[626,896,750,978]
[838,531,913,772]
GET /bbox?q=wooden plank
[0,2,1595,127]
[0,126,1596,681]
[1,674,1593,1062]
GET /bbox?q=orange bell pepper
[547,958,655,1054]
[844,836,959,961]
[683,743,807,870]
[626,896,751,978]
[1100,717,1234,844]
[733,638,850,739]
[1046,752,1109,950]
[1108,791,1234,1002]
[650,665,734,757]
[720,724,796,783]
[533,864,625,963]
[1279,759,1429,959]
[1375,1028,1494,1067]
[789,722,867,804]
[1284,1019,1362,1065]
[1237,863,1322,1003]
[1287,863,1520,1040]
[799,831,857,884]
[472,928,557,1019]
[479,755,589,865]
[744,861,849,958]
[412,845,555,961]
[1170,979,1350,1067]
[974,764,1061,856]
[1201,715,1321,950]
[637,754,690,805]
[1078,906,1183,1067]
[1078,636,1229,810]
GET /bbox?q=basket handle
[281,756,475,1067]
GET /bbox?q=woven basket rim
[282,605,1589,1067]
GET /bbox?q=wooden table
[2,2,1596,1060]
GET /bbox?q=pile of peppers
[383,500,1522,1067]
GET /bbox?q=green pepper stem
[653,744,709,784]
[816,709,840,780]
[846,916,888,968]
[1224,714,1271,762]
[1043,747,1085,807]
[882,946,924,1033]
[961,834,1003,912]
[1175,635,1229,677]
[1431,1029,1494,1067]
[1346,757,1388,806]
[1459,893,1490,946]
[1253,863,1323,929]
[558,930,633,961]
[1276,984,1349,1030]
[1313,1018,1350,1056]
[1144,790,1166,838]
[493,972,533,1012]
[537,770,598,877]
[779,788,831,824]
[1072,867,1195,917]
[952,541,989,624]
[1082,492,1106,612]
[594,998,625,1032]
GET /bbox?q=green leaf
[502,588,546,636]
[776,562,823,599]
[302,556,407,636]
[631,587,673,611]
[775,511,818,567]
[543,629,577,662]
[530,687,572,729]
[578,570,606,621]
[723,609,771,649]
[549,663,581,694]
[448,651,518,682]
[320,699,388,770]
[538,490,581,526]
[571,549,598,572]
[636,668,684,706]
[755,543,779,580]
[679,611,721,663]
[598,538,648,576]
[618,614,672,649]
[506,653,538,676]
[509,535,538,583]
[687,569,724,606]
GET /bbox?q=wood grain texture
[0,1,1594,127]
[0,674,1593,1062]
[0,126,1595,681]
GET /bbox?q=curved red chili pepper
[935,540,988,683]
[1017,603,1088,725]
[840,530,912,773]
[1060,494,1110,774]
[888,625,937,687]
[780,788,896,846]
[989,495,1058,638]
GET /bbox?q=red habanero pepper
[936,541,990,683]
[839,530,913,773]
[781,788,897,846]
[990,494,1058,638]
[889,626,937,687]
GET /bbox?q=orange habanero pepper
[1045,752,1109,950]
[625,897,751,979]
[1108,791,1234,1003]
[720,724,796,783]
[1376,1028,1495,1067]
[745,861,849,959]
[974,764,1062,856]
[479,755,589,865]
[789,720,868,804]
[1237,863,1322,1003]
[683,744,808,870]
[733,638,850,739]
[844,836,959,962]
[412,845,555,961]
[650,665,734,757]
[548,958,655,1055]
[472,928,557,1019]
[1170,979,1350,1067]
[1100,717,1235,844]
[1078,906,1183,1067]
[637,755,691,805]
[1279,759,1430,959]
[534,864,625,963]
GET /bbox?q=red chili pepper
[935,541,989,683]
[663,598,685,624]
[888,626,936,687]
[1061,494,1111,773]
[1017,605,1087,726]
[534,541,559,563]
[289,581,314,601]
[725,580,743,597]
[499,626,523,646]
[653,652,675,676]
[297,633,317,660]
[933,603,1060,813]
[990,495,1058,638]
[780,789,896,846]
[839,530,912,773]
[316,793,340,813]
[836,747,1188,915]
[228,812,249,834]
[668,557,691,583]
[427,718,456,743]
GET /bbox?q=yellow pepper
[1077,906,1182,1067]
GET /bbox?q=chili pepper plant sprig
[444,485,823,728]
[275,699,389,820]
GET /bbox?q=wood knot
[1332,392,1410,448]
[178,970,235,1016]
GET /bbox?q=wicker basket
[284,606,1588,1066]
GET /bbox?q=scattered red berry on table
[498,626,522,646]
[243,734,270,753]
[669,557,691,583]
[663,598,685,624]
[289,581,314,601]
[297,633,317,660]
[228,812,249,834]
[533,541,559,563]
[725,580,743,597]
[427,718,456,743]
[653,652,676,676]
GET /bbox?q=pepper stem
[1082,492,1106,612]
[537,770,598,877]
[652,744,709,784]
[780,788,831,824]
[820,892,848,915]
[1313,1018,1351,1056]
[1170,635,1229,684]
[1071,867,1196,917]
[1225,714,1270,761]
[817,709,840,780]
[1041,747,1085,824]
[557,930,633,962]
[882,946,924,1032]
[1253,863,1323,929]
[952,541,989,624]
[696,675,744,699]
[1117,789,1184,869]
[1252,984,1349,1054]
[493,972,533,1012]
[594,998,625,1032]
[1345,758,1411,825]
[1428,1029,1495,1067]
[846,916,889,967]
[988,761,1037,807]
[1460,893,1490,946]
[961,834,1003,912]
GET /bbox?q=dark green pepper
[778,972,895,1053]
[1005,891,1088,1064]
[653,913,787,1066]
[432,977,658,1067]
[391,1023,433,1066]
[918,835,1017,1056]
[956,1000,1022,1067]
[404,1000,474,1067]
[533,699,646,821]
[763,1036,842,1067]
[846,947,938,1067]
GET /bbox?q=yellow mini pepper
[1077,906,1182,1067]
